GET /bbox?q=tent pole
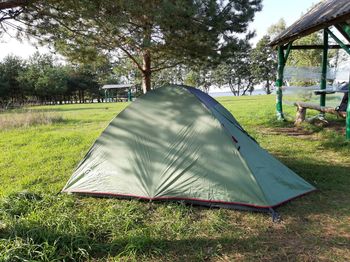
[320,29,328,108]
[276,46,285,120]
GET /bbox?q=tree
[285,32,339,87]
[19,0,262,93]
[109,58,141,86]
[184,66,213,93]
[67,66,101,103]
[35,66,68,104]
[0,55,26,106]
[287,32,323,67]
[267,18,286,40]
[251,35,277,94]
[19,52,53,103]
[213,48,257,96]
[152,65,185,88]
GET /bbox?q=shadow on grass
[1,211,349,261]
[37,106,118,113]
[1,106,113,114]
[1,162,349,261]
[1,91,349,260]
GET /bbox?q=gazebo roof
[0,0,27,10]
[270,0,350,46]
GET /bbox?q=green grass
[0,96,349,261]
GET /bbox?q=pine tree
[19,0,262,93]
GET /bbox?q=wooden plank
[314,90,336,95]
[0,0,27,10]
[282,45,350,50]
[295,104,307,125]
[270,13,350,47]
[335,24,350,43]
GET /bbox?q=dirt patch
[259,127,315,139]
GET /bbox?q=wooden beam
[335,24,350,43]
[270,13,350,47]
[294,101,346,126]
[326,28,350,55]
[282,44,350,50]
[0,0,27,10]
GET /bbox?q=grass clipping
[0,110,64,129]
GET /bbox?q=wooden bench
[293,101,346,125]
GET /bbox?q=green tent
[62,85,315,212]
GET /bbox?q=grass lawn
[0,94,349,261]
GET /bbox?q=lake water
[209,86,345,107]
[209,89,266,97]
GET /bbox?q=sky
[0,0,319,60]
[250,0,318,42]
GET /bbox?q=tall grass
[0,110,64,129]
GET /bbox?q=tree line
[1,1,342,110]
[2,14,335,109]
[0,34,278,109]
[151,35,277,96]
[0,52,108,108]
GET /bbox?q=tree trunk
[266,79,271,94]
[82,90,85,103]
[142,51,151,94]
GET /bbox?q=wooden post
[326,28,350,140]
[295,104,306,125]
[276,43,292,120]
[347,81,350,140]
[320,30,328,108]
[276,46,284,120]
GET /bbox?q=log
[295,104,306,125]
[293,101,346,125]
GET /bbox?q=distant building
[101,84,134,90]
[101,84,135,102]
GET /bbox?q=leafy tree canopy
[250,35,276,94]
[19,0,262,93]
[212,47,257,96]
[267,18,286,40]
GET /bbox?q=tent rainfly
[62,85,315,213]
[270,0,350,140]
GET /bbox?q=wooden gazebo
[270,0,350,140]
[101,84,134,102]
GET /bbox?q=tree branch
[119,46,143,72]
[151,61,183,72]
